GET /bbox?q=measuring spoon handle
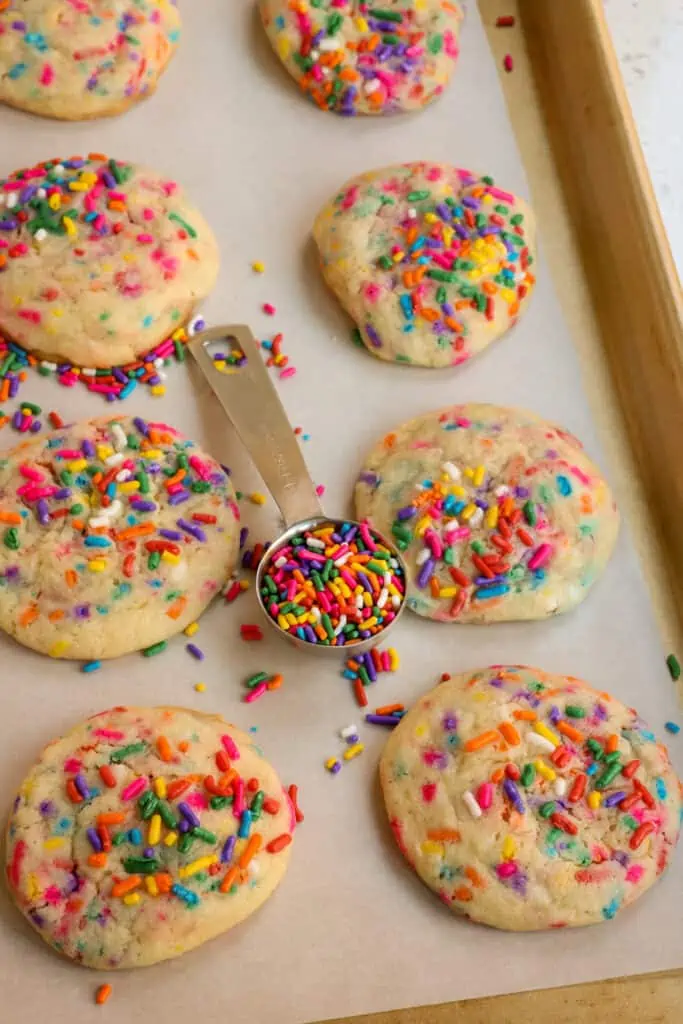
[189,324,323,528]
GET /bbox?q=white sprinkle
[340,725,358,740]
[306,538,325,550]
[376,587,388,609]
[554,778,568,798]
[383,571,392,585]
[34,228,48,244]
[309,606,321,621]
[170,563,187,582]
[318,37,343,51]
[494,485,510,497]
[364,78,381,95]
[389,558,399,569]
[115,469,132,483]
[469,507,484,528]
[154,357,165,369]
[54,164,65,174]
[6,193,17,209]
[333,614,347,636]
[463,791,482,819]
[247,858,261,879]
[407,208,418,219]
[355,595,364,610]
[112,423,127,451]
[391,595,402,608]
[442,461,461,481]
[36,188,47,199]
[274,556,287,569]
[334,552,351,567]
[105,452,124,467]
[157,370,168,381]
[80,366,96,376]
[40,360,57,371]
[415,547,431,566]
[527,733,556,755]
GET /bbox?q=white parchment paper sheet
[0,3,680,1022]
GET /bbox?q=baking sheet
[0,3,681,1022]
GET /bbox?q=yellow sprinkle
[391,250,405,263]
[325,757,340,771]
[164,831,178,847]
[145,876,159,897]
[48,193,61,210]
[461,504,477,521]
[438,587,458,598]
[49,640,70,658]
[88,559,107,573]
[194,683,206,693]
[588,792,602,810]
[277,614,289,630]
[421,840,444,856]
[26,873,40,901]
[150,386,166,397]
[67,459,87,472]
[249,492,267,505]
[123,893,141,906]
[141,449,163,459]
[414,724,427,738]
[502,836,516,860]
[276,35,290,59]
[252,261,265,273]
[68,181,89,192]
[43,838,64,850]
[501,287,516,304]
[147,814,162,846]
[473,465,485,487]
[79,172,98,185]
[161,551,180,565]
[119,481,140,494]
[153,777,167,799]
[239,579,250,591]
[388,648,400,671]
[184,622,199,637]
[534,722,560,747]
[343,743,365,761]
[355,15,368,31]
[534,759,557,782]
[450,484,466,498]
[179,855,218,879]
[172,328,186,342]
[485,506,499,529]
[96,444,114,460]
[423,212,438,224]
[464,466,474,479]
[443,226,454,248]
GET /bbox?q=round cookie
[0,154,218,368]
[0,415,239,660]
[313,163,535,367]
[259,0,463,116]
[355,404,619,623]
[0,1,181,121]
[380,666,681,930]
[6,706,295,967]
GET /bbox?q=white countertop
[605,0,683,271]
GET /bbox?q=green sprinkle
[169,211,197,238]
[193,827,217,844]
[112,832,127,847]
[546,828,563,845]
[178,832,195,855]
[250,791,264,819]
[158,802,178,829]
[148,551,161,571]
[359,665,371,687]
[3,527,19,550]
[666,654,681,681]
[123,857,159,875]
[586,738,604,760]
[595,762,622,790]
[110,742,147,763]
[565,705,586,718]
[138,795,159,820]
[210,795,232,810]
[406,190,430,201]
[20,402,41,414]
[523,500,536,525]
[368,7,404,21]
[246,672,269,689]
[142,640,167,657]
[520,763,536,787]
[321,613,334,639]
[539,801,556,818]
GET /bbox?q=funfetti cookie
[355,404,619,623]
[380,666,681,931]
[259,0,463,116]
[0,415,239,660]
[0,1,181,121]
[6,707,295,968]
[313,162,536,368]
[0,155,219,369]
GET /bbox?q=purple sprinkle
[365,323,382,348]
[11,410,22,429]
[74,774,90,800]
[0,220,18,231]
[178,801,200,829]
[86,827,102,852]
[113,367,129,384]
[548,705,561,726]
[81,439,96,458]
[143,847,154,859]
[133,417,149,437]
[74,604,91,620]
[39,800,55,817]
[442,715,458,731]
[396,505,416,521]
[36,499,50,526]
[365,714,399,727]
[221,835,236,864]
[178,819,190,834]
[417,558,435,589]
[53,488,71,501]
[177,518,207,542]
[159,528,182,541]
[168,489,190,506]
[131,500,156,512]
[503,778,524,813]
[603,791,627,808]
[186,643,204,661]
[364,653,377,683]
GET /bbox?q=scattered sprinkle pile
[242,671,284,704]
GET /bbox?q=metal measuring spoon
[189,325,407,654]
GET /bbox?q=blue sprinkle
[238,809,252,839]
[129,828,142,845]
[602,897,621,920]
[655,778,668,800]
[82,660,101,674]
[665,721,680,735]
[172,883,199,907]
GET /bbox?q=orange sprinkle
[95,984,112,1006]
[0,511,21,524]
[513,709,537,721]
[465,865,486,888]
[376,704,404,715]
[238,833,263,870]
[426,829,461,842]
[97,812,126,826]
[267,673,284,691]
[47,610,65,623]
[453,886,473,902]
[429,576,440,599]
[88,853,108,869]
[19,605,39,627]
[166,596,188,620]
[606,734,619,754]
[220,865,240,893]
[156,736,174,762]
[464,730,499,753]
[498,721,521,745]
[65,569,78,588]
[111,876,141,897]
[177,740,190,754]
[115,523,155,541]
[156,873,173,894]
[558,721,584,743]
[491,768,505,784]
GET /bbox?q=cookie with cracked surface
[0,415,239,660]
[5,706,295,967]
[380,666,681,930]
[313,162,536,367]
[0,154,218,368]
[355,403,619,623]
[259,0,464,116]
[0,1,181,121]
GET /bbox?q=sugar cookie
[0,415,239,660]
[380,666,681,930]
[259,0,463,115]
[0,1,181,120]
[314,162,535,367]
[6,706,294,967]
[355,404,619,622]
[0,154,218,368]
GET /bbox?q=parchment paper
[0,3,681,1022]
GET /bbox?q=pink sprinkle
[93,729,125,740]
[528,543,554,571]
[263,303,276,316]
[40,63,55,86]
[136,233,154,244]
[142,208,155,221]
[626,864,645,884]
[315,484,325,497]
[186,791,208,810]
[476,782,494,810]
[233,777,245,817]
[221,734,240,760]
[63,758,82,773]
[486,187,515,203]
[279,366,296,379]
[341,185,359,210]
[189,455,212,481]
[18,309,41,323]
[497,861,518,879]
[503,54,514,72]
[421,783,437,803]
[359,522,377,552]
[381,651,391,671]
[19,465,43,482]
[121,777,147,801]
[244,683,267,703]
